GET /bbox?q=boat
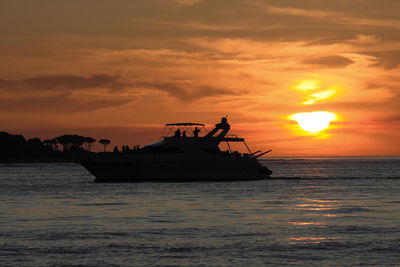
[80,118,272,182]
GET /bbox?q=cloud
[255,3,400,29]
[129,80,239,101]
[0,93,134,113]
[0,72,242,102]
[350,34,380,44]
[172,0,202,6]
[261,5,336,19]
[302,55,354,67]
[0,74,125,92]
[369,50,400,69]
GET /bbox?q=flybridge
[160,118,271,157]
[162,117,231,139]
[165,123,205,126]
[161,123,208,138]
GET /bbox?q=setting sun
[289,111,338,133]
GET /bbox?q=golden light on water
[289,111,338,133]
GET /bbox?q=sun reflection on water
[287,197,341,245]
[288,221,325,226]
[289,236,338,244]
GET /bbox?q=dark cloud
[302,55,354,67]
[0,74,125,91]
[0,93,133,113]
[366,82,400,92]
[369,50,400,69]
[0,73,241,103]
[2,0,400,48]
[130,80,240,101]
[0,79,18,88]
[380,114,400,123]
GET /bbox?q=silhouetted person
[205,117,230,138]
[113,146,119,154]
[174,129,181,137]
[182,131,187,138]
[193,127,200,137]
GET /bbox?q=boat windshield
[161,123,209,138]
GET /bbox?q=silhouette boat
[81,118,272,182]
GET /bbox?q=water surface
[1,158,400,266]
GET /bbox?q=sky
[1,0,400,156]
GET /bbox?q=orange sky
[1,0,400,156]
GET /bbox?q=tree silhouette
[26,138,44,155]
[0,131,100,160]
[0,131,27,157]
[56,134,87,151]
[99,139,111,152]
[0,132,49,157]
[43,138,58,151]
[84,137,96,152]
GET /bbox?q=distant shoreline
[0,157,76,163]
[2,155,399,164]
[261,156,400,160]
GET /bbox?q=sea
[1,157,400,266]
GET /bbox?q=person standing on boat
[174,128,181,137]
[193,127,200,137]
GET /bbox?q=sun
[289,111,338,133]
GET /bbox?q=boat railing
[161,123,210,138]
